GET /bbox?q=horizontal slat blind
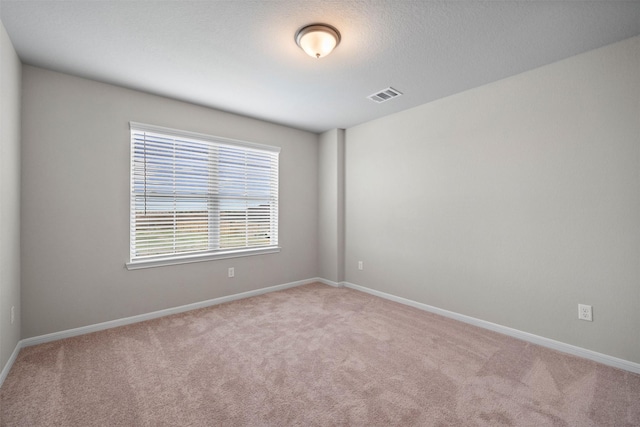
[130,123,279,263]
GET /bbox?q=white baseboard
[3,277,637,389]
[21,278,317,348]
[342,281,640,375]
[0,277,335,387]
[0,277,318,387]
[0,341,22,387]
[314,277,343,287]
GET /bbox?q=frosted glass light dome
[295,24,341,59]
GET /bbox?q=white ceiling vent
[367,87,403,103]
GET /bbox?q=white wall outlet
[358,261,363,270]
[228,267,235,278]
[11,306,15,324]
[578,304,592,321]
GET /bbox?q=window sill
[125,247,281,270]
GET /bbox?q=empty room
[1,1,639,425]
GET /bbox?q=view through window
[129,123,279,267]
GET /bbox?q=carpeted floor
[1,283,639,426]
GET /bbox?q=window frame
[126,122,280,270]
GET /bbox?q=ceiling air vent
[367,87,403,103]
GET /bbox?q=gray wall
[318,129,345,283]
[21,66,318,338]
[344,36,640,363]
[0,21,21,369]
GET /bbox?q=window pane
[130,123,279,263]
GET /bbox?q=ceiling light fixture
[295,24,341,59]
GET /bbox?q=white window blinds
[129,123,279,267]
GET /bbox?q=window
[127,122,280,269]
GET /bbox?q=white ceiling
[1,1,639,133]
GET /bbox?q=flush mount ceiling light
[295,24,341,59]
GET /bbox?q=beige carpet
[1,283,639,426]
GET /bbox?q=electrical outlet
[11,306,15,324]
[358,261,363,271]
[228,267,235,278]
[578,304,592,321]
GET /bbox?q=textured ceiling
[1,1,639,133]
